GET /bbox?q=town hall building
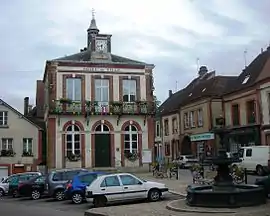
[43,13,155,169]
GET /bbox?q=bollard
[176,167,179,180]
[244,168,247,184]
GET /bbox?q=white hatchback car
[85,173,168,207]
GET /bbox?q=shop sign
[190,133,215,142]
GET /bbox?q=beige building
[0,98,43,176]
[180,75,235,157]
[43,15,155,169]
[223,46,270,151]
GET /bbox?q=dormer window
[202,88,206,92]
[242,75,250,84]
[189,93,192,97]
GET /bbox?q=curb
[169,190,187,197]
[84,210,108,216]
[166,199,236,214]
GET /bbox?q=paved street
[0,192,180,216]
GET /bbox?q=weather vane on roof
[92,8,95,19]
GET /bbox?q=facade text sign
[82,67,120,72]
[190,133,215,142]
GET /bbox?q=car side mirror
[138,181,143,185]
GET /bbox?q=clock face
[95,40,107,52]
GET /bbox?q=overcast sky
[1,0,270,112]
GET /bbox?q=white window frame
[190,111,195,128]
[184,113,189,129]
[23,138,33,153]
[123,79,137,102]
[1,138,13,150]
[66,78,82,101]
[197,109,203,127]
[95,79,109,113]
[124,125,138,153]
[66,125,81,156]
[0,111,8,126]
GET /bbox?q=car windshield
[238,149,244,158]
[185,155,195,159]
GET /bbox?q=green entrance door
[95,134,111,167]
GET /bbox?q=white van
[234,146,270,176]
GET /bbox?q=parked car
[45,168,88,201]
[85,173,169,207]
[255,175,270,197]
[65,171,105,204]
[174,155,198,168]
[8,172,42,197]
[18,175,46,200]
[0,176,8,197]
[233,146,270,176]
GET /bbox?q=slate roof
[157,74,237,116]
[224,47,270,95]
[54,49,148,65]
[0,99,44,130]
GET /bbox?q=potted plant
[0,149,16,157]
[124,151,139,162]
[59,98,72,104]
[66,153,81,162]
[22,151,33,157]
[110,101,123,114]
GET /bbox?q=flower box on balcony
[22,151,33,157]
[59,98,72,104]
[0,149,16,157]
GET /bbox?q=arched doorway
[94,124,111,167]
[181,136,192,155]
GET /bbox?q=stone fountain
[186,123,266,208]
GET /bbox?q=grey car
[45,168,88,201]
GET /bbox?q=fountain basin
[186,184,266,208]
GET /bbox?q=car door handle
[124,187,128,189]
[101,188,105,191]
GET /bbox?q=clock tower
[87,10,112,61]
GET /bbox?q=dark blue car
[65,171,105,204]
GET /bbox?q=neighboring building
[0,98,44,175]
[154,114,162,159]
[223,46,270,152]
[43,15,155,169]
[179,73,235,158]
[156,66,223,160]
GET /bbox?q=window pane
[74,134,80,142]
[67,142,72,149]
[74,149,80,155]
[67,134,72,142]
[28,143,33,152]
[105,176,120,187]
[95,87,102,101]
[74,142,80,149]
[124,126,130,132]
[123,80,129,95]
[67,125,73,131]
[124,141,130,149]
[66,78,73,100]
[131,134,137,141]
[120,175,139,185]
[74,79,81,101]
[131,126,137,131]
[124,134,130,141]
[23,143,27,151]
[123,95,129,102]
[95,79,101,87]
[102,87,109,102]
[74,125,80,131]
[132,142,137,149]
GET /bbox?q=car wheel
[148,189,161,202]
[72,192,83,204]
[93,196,107,208]
[31,190,41,200]
[0,188,4,197]
[12,189,18,198]
[54,190,65,201]
[256,165,264,176]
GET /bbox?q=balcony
[49,99,155,116]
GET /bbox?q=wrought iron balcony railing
[49,99,155,116]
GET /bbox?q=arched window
[95,124,110,132]
[124,125,138,153]
[66,124,80,156]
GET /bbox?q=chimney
[36,80,45,118]
[169,90,173,97]
[261,48,263,53]
[24,97,29,116]
[198,66,208,77]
